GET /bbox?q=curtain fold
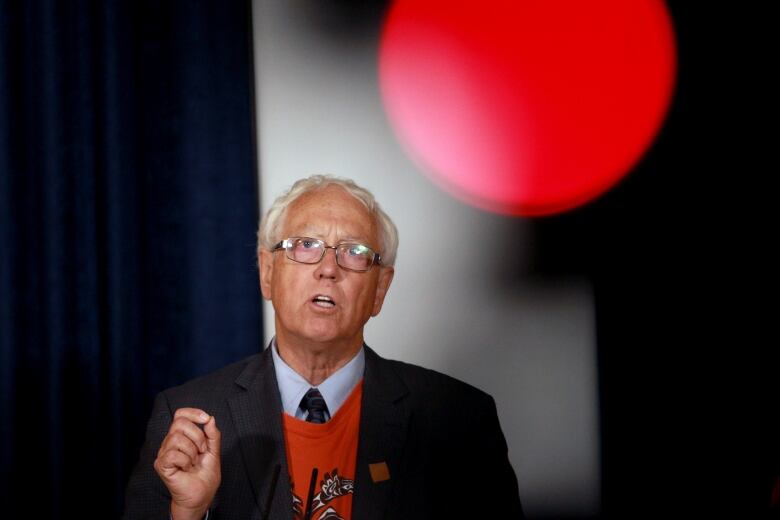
[0,1,261,515]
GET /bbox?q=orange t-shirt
[282,381,363,520]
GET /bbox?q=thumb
[203,415,221,457]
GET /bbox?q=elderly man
[123,175,524,519]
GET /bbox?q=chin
[299,327,342,345]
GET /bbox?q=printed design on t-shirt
[291,468,354,520]
[292,491,304,517]
[316,507,343,520]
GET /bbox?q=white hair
[257,175,399,267]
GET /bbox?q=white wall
[252,2,600,516]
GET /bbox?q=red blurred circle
[379,0,677,216]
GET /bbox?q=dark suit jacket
[123,345,524,519]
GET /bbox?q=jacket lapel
[228,347,293,520]
[352,346,410,520]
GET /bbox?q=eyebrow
[294,227,370,244]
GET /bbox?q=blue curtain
[0,1,260,516]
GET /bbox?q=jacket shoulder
[375,353,494,409]
[161,352,262,406]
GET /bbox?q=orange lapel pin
[369,462,390,483]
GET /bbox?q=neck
[274,335,362,386]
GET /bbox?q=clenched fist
[154,408,222,520]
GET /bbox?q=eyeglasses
[271,237,382,272]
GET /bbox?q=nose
[315,246,339,279]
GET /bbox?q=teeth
[313,296,335,307]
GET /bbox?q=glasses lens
[289,238,323,263]
[337,243,374,271]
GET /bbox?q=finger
[203,415,221,457]
[157,448,195,474]
[159,431,200,464]
[173,407,211,425]
[167,417,208,453]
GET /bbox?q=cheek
[355,280,381,313]
[273,271,303,307]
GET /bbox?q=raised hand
[153,408,222,520]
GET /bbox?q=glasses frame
[271,237,382,272]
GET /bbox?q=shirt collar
[270,338,365,419]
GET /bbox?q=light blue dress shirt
[270,338,365,421]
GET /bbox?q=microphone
[303,467,319,520]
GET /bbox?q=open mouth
[312,295,336,308]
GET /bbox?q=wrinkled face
[259,186,394,353]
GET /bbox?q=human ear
[259,250,275,301]
[371,266,394,317]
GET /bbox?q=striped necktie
[299,388,329,424]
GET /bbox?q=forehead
[282,186,378,242]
